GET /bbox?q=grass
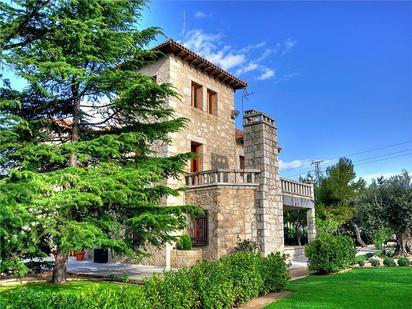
[266,267,412,309]
[0,279,130,295]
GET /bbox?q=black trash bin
[94,248,108,263]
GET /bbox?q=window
[207,89,217,115]
[190,141,202,173]
[190,211,208,246]
[239,155,245,169]
[191,82,202,109]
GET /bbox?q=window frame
[207,88,217,116]
[191,81,203,110]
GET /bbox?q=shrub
[397,257,410,267]
[305,233,356,273]
[220,252,264,305]
[358,260,365,267]
[175,234,192,250]
[370,258,381,267]
[364,253,374,259]
[3,286,150,309]
[191,260,235,309]
[144,268,198,309]
[383,257,396,267]
[232,237,259,253]
[260,252,289,293]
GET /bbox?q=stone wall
[171,249,203,268]
[185,185,257,261]
[284,246,307,263]
[243,110,284,255]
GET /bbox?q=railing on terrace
[280,177,313,198]
[185,169,260,187]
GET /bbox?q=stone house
[138,39,316,268]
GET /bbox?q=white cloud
[357,171,411,184]
[182,29,246,70]
[194,11,208,19]
[257,68,275,80]
[281,38,296,55]
[236,62,258,75]
[279,159,309,170]
[182,29,295,82]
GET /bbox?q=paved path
[67,257,165,280]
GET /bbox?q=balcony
[280,177,314,209]
[185,169,260,188]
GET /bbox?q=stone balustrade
[280,177,313,199]
[185,169,260,188]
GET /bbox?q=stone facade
[185,185,257,260]
[134,40,315,267]
[171,249,203,268]
[243,110,284,255]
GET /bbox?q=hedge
[3,252,289,309]
[305,233,356,273]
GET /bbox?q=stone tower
[243,110,284,255]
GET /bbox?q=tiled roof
[153,39,247,90]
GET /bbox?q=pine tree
[0,0,198,283]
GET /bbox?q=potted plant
[75,250,85,261]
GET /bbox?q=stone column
[307,183,316,242]
[243,110,284,255]
[307,207,316,242]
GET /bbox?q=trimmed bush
[305,234,356,273]
[191,260,235,309]
[364,253,374,259]
[397,257,410,267]
[370,258,381,267]
[144,268,198,309]
[175,234,192,250]
[355,255,366,264]
[2,252,289,309]
[232,238,259,253]
[220,252,264,305]
[383,257,396,267]
[3,286,150,309]
[358,260,365,267]
[260,252,289,293]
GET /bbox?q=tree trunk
[395,233,409,256]
[52,248,67,284]
[351,221,367,247]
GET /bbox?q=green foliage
[356,171,412,255]
[383,257,396,267]
[232,237,260,253]
[0,0,201,280]
[370,258,381,267]
[3,285,150,309]
[364,253,374,259]
[305,233,356,273]
[371,228,392,251]
[397,257,410,267]
[220,252,264,305]
[144,269,199,309]
[355,255,366,264]
[144,252,288,309]
[175,234,192,251]
[357,260,365,267]
[260,252,289,293]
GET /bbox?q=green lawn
[0,279,128,294]
[266,267,412,309]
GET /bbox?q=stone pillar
[307,207,316,242]
[307,183,316,242]
[243,110,284,255]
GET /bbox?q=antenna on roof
[241,88,254,116]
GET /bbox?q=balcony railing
[185,169,260,188]
[280,177,313,198]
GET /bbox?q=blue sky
[142,1,412,181]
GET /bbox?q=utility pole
[311,160,324,183]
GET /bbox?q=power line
[285,153,412,179]
[281,140,412,174]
